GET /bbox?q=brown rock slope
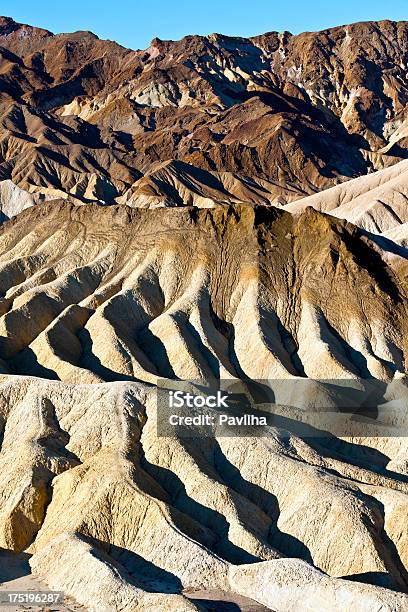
[0,201,408,609]
[0,17,408,210]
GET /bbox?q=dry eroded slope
[0,202,407,610]
[0,201,407,384]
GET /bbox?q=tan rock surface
[0,375,405,610]
[229,559,408,611]
[286,159,408,234]
[0,201,406,383]
[0,17,408,609]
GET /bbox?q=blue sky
[2,1,407,49]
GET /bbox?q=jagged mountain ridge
[0,201,408,610]
[0,200,407,383]
[0,17,408,207]
[1,14,408,611]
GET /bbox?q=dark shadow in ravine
[258,304,306,377]
[82,535,183,594]
[139,451,260,565]
[137,326,178,379]
[342,570,407,593]
[106,542,182,594]
[362,499,408,591]
[211,440,313,564]
[172,311,221,378]
[78,328,136,382]
[317,315,373,379]
[0,550,32,582]
[310,435,408,485]
[188,597,241,611]
[9,347,60,380]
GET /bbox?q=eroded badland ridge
[0,17,408,213]
[0,15,408,612]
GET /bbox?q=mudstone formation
[0,15,407,611]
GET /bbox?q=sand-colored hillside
[0,201,407,383]
[0,201,407,608]
[286,159,408,234]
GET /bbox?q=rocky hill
[0,200,408,609]
[0,200,407,383]
[1,15,408,612]
[0,17,408,210]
